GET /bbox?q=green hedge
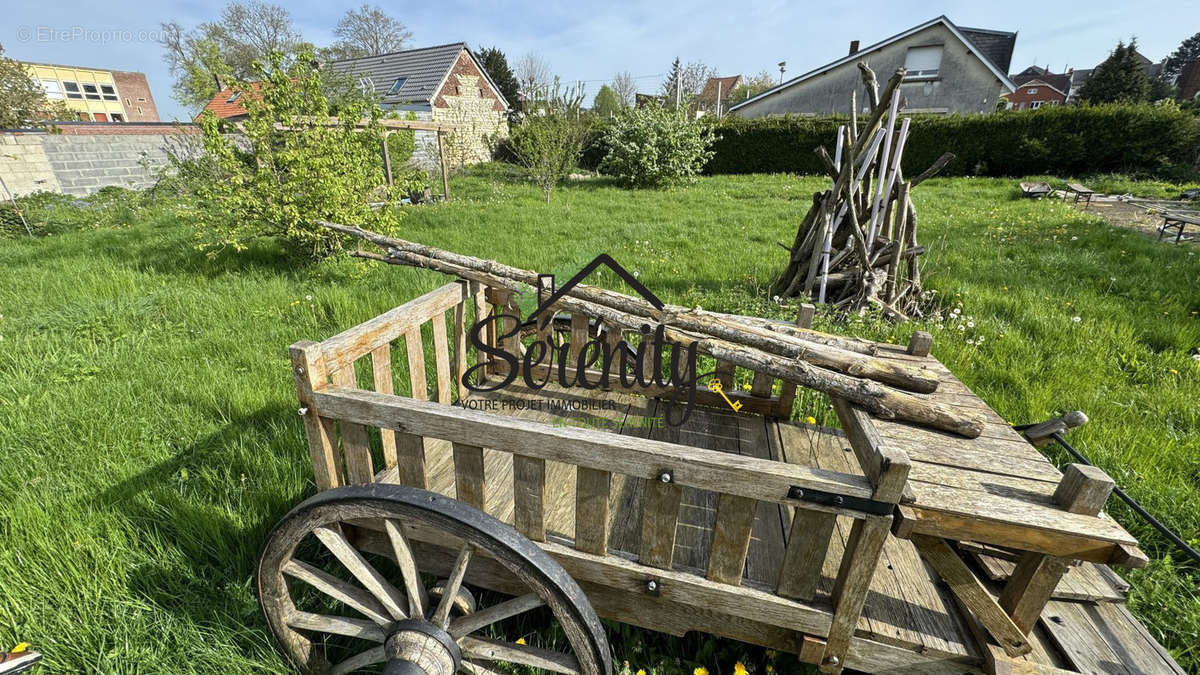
[705,104,1200,178]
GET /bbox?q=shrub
[599,103,717,188]
[192,48,398,259]
[705,103,1200,179]
[508,80,590,203]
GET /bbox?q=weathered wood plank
[513,454,546,541]
[318,282,465,372]
[370,344,398,468]
[575,467,611,555]
[640,478,683,569]
[777,509,837,601]
[823,514,892,672]
[290,341,343,490]
[329,365,374,484]
[431,312,453,404]
[394,431,427,488]
[404,326,429,401]
[832,397,912,503]
[453,443,486,510]
[706,493,757,585]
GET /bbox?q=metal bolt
[832,496,844,506]
[298,406,309,416]
[646,580,658,592]
[793,488,804,499]
[658,472,672,483]
[824,655,839,666]
[295,366,305,375]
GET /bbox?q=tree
[508,79,588,203]
[160,1,302,108]
[599,102,716,188]
[611,71,636,108]
[592,85,621,118]
[515,53,552,104]
[1164,31,1200,83]
[477,47,519,111]
[326,4,412,60]
[0,44,71,127]
[659,58,715,104]
[1077,40,1151,104]
[191,48,397,258]
[727,70,775,103]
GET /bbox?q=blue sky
[6,0,1199,121]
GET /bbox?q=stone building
[729,16,1016,118]
[327,43,510,171]
[18,61,160,123]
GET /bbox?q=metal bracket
[787,486,894,516]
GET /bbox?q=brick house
[696,75,742,116]
[327,43,510,170]
[1007,67,1070,109]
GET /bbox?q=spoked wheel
[258,484,612,675]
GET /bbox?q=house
[20,61,159,122]
[696,75,742,116]
[1007,66,1071,109]
[327,42,510,169]
[635,93,666,109]
[197,82,264,121]
[1179,60,1200,100]
[729,16,1016,118]
[1067,48,1166,102]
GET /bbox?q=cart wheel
[258,484,612,675]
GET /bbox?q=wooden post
[436,130,451,200]
[907,330,932,357]
[777,303,815,417]
[290,341,343,490]
[382,131,393,187]
[998,464,1115,633]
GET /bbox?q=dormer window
[226,91,241,104]
[386,77,408,96]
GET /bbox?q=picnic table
[1158,211,1200,243]
[1064,183,1094,207]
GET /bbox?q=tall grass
[0,170,1196,673]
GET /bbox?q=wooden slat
[404,326,429,401]
[574,467,611,555]
[312,387,878,509]
[640,478,683,569]
[776,508,837,600]
[706,493,758,585]
[290,341,343,490]
[330,365,374,484]
[822,514,892,673]
[370,345,398,468]
[453,299,468,391]
[431,312,453,404]
[776,303,815,418]
[570,313,589,362]
[714,360,735,388]
[751,370,774,397]
[832,397,911,503]
[394,431,427,488]
[318,282,465,371]
[512,455,546,541]
[453,443,486,509]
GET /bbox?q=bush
[704,103,1200,179]
[599,104,717,188]
[508,80,590,203]
[192,49,398,259]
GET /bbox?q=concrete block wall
[0,133,61,196]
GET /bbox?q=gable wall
[430,50,508,166]
[735,23,1009,117]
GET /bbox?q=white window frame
[1027,88,1038,95]
[1031,100,1043,109]
[40,79,65,99]
[903,45,943,80]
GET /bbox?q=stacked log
[319,221,986,438]
[771,64,953,319]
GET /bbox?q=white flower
[958,325,966,331]
[1070,236,1078,241]
[1193,354,1200,361]
[966,338,974,345]
[305,294,313,301]
[1072,316,1082,323]
[967,321,975,328]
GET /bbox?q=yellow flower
[766,667,774,674]
[741,383,752,391]
[515,638,526,645]
[805,416,817,425]
[1169,369,1179,375]
[694,668,709,675]
[637,670,646,675]
[734,663,749,675]
[12,643,29,653]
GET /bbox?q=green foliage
[477,46,520,113]
[592,84,622,120]
[384,112,417,164]
[191,48,397,258]
[599,103,717,188]
[702,104,1200,179]
[0,187,160,238]
[1164,31,1200,83]
[726,70,776,105]
[508,79,589,202]
[1078,40,1152,104]
[0,43,72,127]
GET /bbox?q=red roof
[195,82,263,121]
[698,75,742,102]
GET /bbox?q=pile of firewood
[320,221,986,438]
[772,64,953,318]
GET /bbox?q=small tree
[610,71,636,109]
[192,48,397,258]
[478,47,520,114]
[599,102,716,189]
[0,44,71,127]
[1164,31,1200,84]
[508,79,588,203]
[1078,40,1151,104]
[592,85,621,119]
[727,71,776,103]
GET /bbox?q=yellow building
[23,62,129,122]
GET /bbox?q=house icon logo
[459,254,703,426]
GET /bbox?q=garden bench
[1064,183,1095,207]
[1157,210,1200,243]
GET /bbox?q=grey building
[730,16,1016,118]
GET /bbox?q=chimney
[849,40,860,55]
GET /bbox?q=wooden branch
[910,152,955,187]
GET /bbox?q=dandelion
[734,663,749,675]
[1071,316,1081,323]
[305,294,312,301]
[958,324,966,331]
[967,321,975,328]
[1192,354,1200,361]
[805,416,817,425]
[694,668,709,675]
[1169,369,1179,375]
[637,670,646,675]
[741,383,752,391]
[516,638,526,645]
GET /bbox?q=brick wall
[112,72,161,122]
[1,124,202,196]
[431,51,508,167]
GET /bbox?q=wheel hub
[383,619,462,675]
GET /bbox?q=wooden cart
[260,279,1175,674]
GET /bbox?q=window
[94,112,108,122]
[63,81,83,99]
[111,113,124,122]
[137,106,143,114]
[903,45,942,79]
[100,84,118,101]
[226,91,241,104]
[386,77,407,96]
[136,97,146,102]
[125,97,132,106]
[82,83,101,100]
[1027,87,1038,95]
[1031,100,1043,109]
[76,112,90,121]
[37,79,64,99]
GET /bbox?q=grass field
[1,169,1198,673]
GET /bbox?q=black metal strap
[787,485,895,516]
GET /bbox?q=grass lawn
[1,169,1198,673]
